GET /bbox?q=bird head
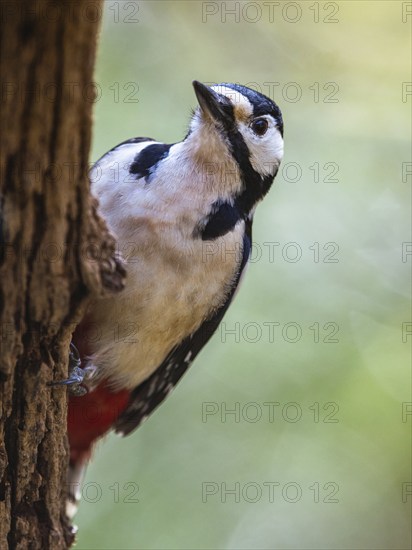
[189,81,284,211]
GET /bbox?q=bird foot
[49,343,96,396]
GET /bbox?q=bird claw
[49,343,95,396]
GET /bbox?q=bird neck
[182,120,275,219]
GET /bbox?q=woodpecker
[63,81,283,515]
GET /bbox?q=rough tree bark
[0,1,125,548]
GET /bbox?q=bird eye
[250,118,269,136]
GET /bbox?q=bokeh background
[76,1,411,548]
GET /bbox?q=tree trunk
[0,1,125,547]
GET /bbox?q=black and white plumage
[115,217,252,435]
[68,81,283,469]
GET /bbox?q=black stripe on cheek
[226,130,273,213]
[198,201,242,241]
[129,143,172,180]
[213,109,276,215]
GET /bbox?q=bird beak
[192,81,232,126]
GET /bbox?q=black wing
[107,136,155,153]
[114,221,252,436]
[93,137,155,165]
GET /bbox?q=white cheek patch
[239,122,284,176]
[207,87,283,177]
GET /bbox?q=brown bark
[0,1,125,548]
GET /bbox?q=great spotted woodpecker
[63,81,284,515]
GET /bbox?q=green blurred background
[76,1,411,548]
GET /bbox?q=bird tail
[66,459,88,519]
